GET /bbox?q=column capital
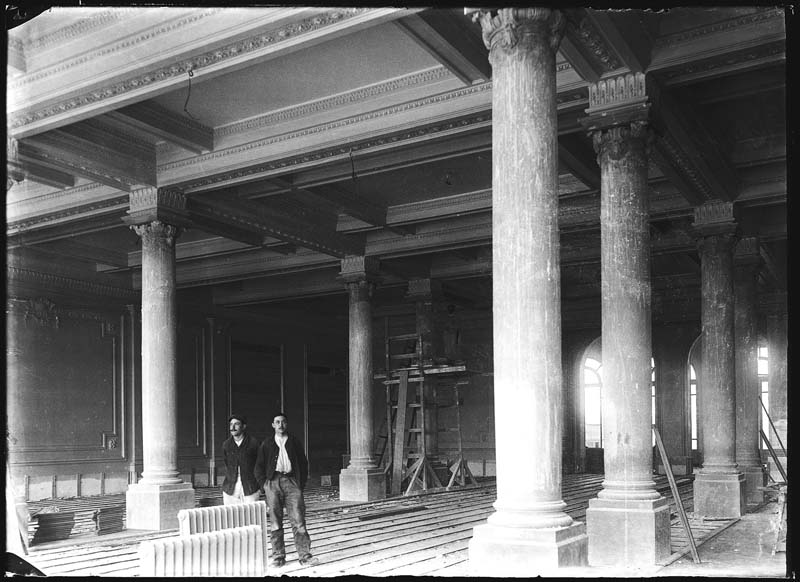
[468,8,565,60]
[692,201,737,238]
[123,186,190,228]
[405,278,443,302]
[590,121,652,167]
[131,220,181,248]
[338,255,381,284]
[581,72,651,133]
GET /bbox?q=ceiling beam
[19,118,157,189]
[16,140,134,191]
[7,159,75,189]
[34,238,130,268]
[394,10,490,85]
[6,212,128,248]
[188,194,364,259]
[647,76,740,205]
[560,9,623,82]
[106,101,214,154]
[582,10,654,73]
[558,138,600,190]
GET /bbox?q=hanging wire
[183,70,197,120]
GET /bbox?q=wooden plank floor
[22,473,723,577]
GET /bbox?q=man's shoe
[299,555,319,566]
[271,558,286,568]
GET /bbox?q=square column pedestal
[694,472,745,518]
[586,497,671,566]
[339,467,386,502]
[742,465,768,506]
[126,482,195,530]
[468,521,588,576]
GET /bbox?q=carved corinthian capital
[469,8,564,60]
[591,121,652,166]
[132,220,181,249]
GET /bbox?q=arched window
[584,357,603,448]
[582,355,656,449]
[758,345,769,448]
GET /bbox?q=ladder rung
[408,428,423,433]
[388,333,419,341]
[382,377,425,385]
[391,353,417,359]
[391,403,421,408]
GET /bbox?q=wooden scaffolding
[374,315,477,496]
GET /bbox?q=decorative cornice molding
[10,9,364,127]
[651,134,715,201]
[171,101,493,191]
[9,10,219,95]
[23,10,128,52]
[7,266,138,300]
[216,66,454,138]
[653,8,785,49]
[659,41,785,84]
[7,193,128,233]
[564,11,622,72]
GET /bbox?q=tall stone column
[467,8,588,575]
[692,201,744,518]
[124,188,194,530]
[734,237,766,506]
[339,256,386,501]
[581,73,670,566]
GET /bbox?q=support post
[692,201,745,518]
[124,188,195,530]
[338,256,386,501]
[581,73,671,566]
[467,8,587,575]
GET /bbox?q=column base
[693,471,745,518]
[741,464,767,506]
[339,467,386,502]
[586,497,671,566]
[468,520,588,576]
[126,482,195,530]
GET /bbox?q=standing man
[255,412,318,568]
[221,414,261,505]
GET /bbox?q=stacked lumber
[93,505,125,535]
[30,511,76,544]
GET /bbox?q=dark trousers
[265,474,312,560]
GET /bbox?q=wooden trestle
[374,315,476,496]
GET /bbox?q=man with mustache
[221,414,261,505]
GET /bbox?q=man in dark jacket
[221,414,261,505]
[255,412,317,568]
